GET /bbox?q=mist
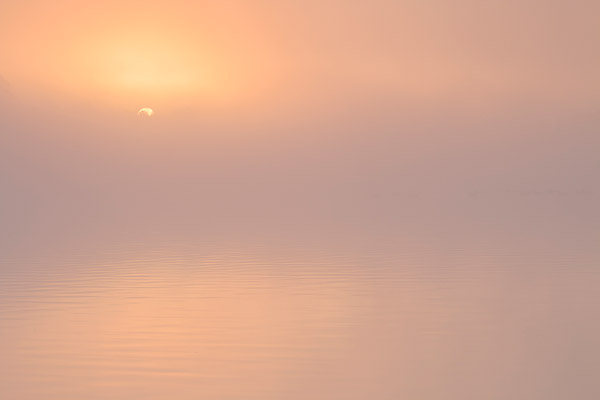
[2,3,600,400]
[2,78,598,258]
[1,0,599,253]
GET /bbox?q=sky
[1,0,599,254]
[1,0,598,112]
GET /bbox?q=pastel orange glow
[3,0,597,118]
[1,1,599,400]
[0,1,286,112]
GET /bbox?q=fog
[2,82,598,258]
[1,0,599,256]
[1,4,600,400]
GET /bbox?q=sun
[138,107,155,117]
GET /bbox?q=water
[1,238,599,400]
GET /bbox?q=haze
[1,1,599,399]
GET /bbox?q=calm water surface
[1,239,599,399]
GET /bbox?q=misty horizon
[1,1,599,399]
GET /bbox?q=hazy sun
[138,107,155,117]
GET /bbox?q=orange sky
[1,0,598,116]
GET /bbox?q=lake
[1,231,598,400]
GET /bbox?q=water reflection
[1,241,598,399]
